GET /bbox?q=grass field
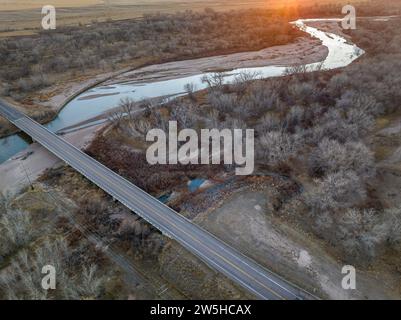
[0,0,345,36]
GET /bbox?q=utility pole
[20,162,34,190]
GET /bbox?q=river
[0,18,364,164]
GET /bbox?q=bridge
[0,99,314,300]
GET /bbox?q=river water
[0,19,364,164]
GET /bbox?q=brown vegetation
[3,3,400,299]
[0,186,124,300]
[0,9,301,102]
[87,16,401,266]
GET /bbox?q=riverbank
[106,36,327,85]
[0,17,330,167]
[0,64,144,139]
[0,33,319,140]
[70,16,401,299]
[0,122,105,196]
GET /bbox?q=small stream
[0,18,364,164]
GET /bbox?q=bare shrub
[184,82,197,101]
[309,138,375,179]
[222,117,247,130]
[107,109,125,127]
[283,65,309,80]
[206,108,220,129]
[0,237,108,300]
[333,208,388,262]
[327,74,350,96]
[231,71,260,94]
[258,131,300,165]
[133,118,152,138]
[207,91,236,113]
[1,9,302,100]
[336,90,384,116]
[320,206,401,263]
[243,81,279,113]
[385,206,401,246]
[350,105,375,130]
[257,113,283,132]
[284,106,306,132]
[201,72,226,91]
[0,210,34,257]
[306,109,360,144]
[171,104,195,128]
[63,264,106,300]
[0,238,68,300]
[0,250,48,300]
[119,97,137,121]
[287,81,315,105]
[304,171,367,212]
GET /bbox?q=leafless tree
[309,138,375,179]
[0,236,108,300]
[119,97,136,122]
[259,131,300,165]
[201,72,226,91]
[184,82,197,101]
[107,109,125,127]
[0,210,34,257]
[304,171,366,212]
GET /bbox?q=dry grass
[0,0,346,36]
[0,0,102,11]
[0,0,338,12]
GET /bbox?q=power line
[42,183,181,299]
[20,161,33,190]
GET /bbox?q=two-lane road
[0,100,315,300]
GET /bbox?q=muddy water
[0,19,364,163]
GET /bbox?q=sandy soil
[38,69,132,112]
[107,37,328,85]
